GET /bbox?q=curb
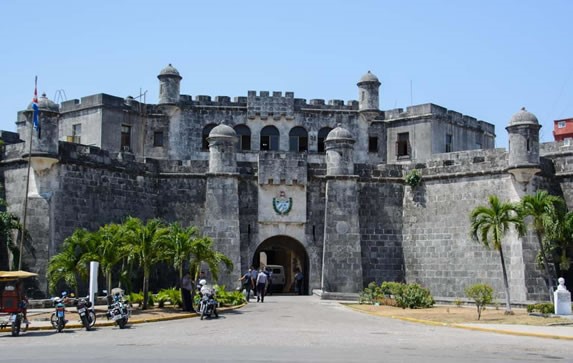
[343,304,573,341]
[0,303,246,333]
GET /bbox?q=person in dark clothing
[294,268,304,295]
[264,267,273,296]
[240,268,254,301]
[181,272,195,312]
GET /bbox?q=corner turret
[357,71,380,112]
[207,123,237,173]
[506,107,541,185]
[157,64,182,105]
[325,126,355,176]
[20,93,60,159]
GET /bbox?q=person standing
[181,272,194,312]
[294,268,304,295]
[256,268,268,302]
[240,268,254,301]
[264,267,273,296]
[250,266,258,296]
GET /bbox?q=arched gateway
[253,236,309,295]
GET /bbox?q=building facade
[1,65,568,302]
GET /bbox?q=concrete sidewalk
[0,304,212,332]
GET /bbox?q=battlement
[383,103,493,131]
[540,140,573,156]
[295,98,358,111]
[404,148,508,178]
[60,93,145,113]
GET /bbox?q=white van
[265,264,285,291]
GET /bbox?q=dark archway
[253,235,309,295]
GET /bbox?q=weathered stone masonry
[2,65,568,303]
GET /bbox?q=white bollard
[89,261,99,307]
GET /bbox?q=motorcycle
[106,289,130,329]
[198,285,218,320]
[75,296,96,331]
[50,293,68,333]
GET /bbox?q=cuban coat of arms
[273,190,292,215]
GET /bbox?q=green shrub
[360,281,434,309]
[127,291,143,305]
[380,281,404,297]
[404,169,422,188]
[527,303,554,314]
[465,283,494,320]
[126,291,154,307]
[214,285,245,306]
[359,282,382,304]
[155,287,183,308]
[395,283,434,309]
[454,298,463,307]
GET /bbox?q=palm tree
[95,223,130,293]
[188,236,233,283]
[520,190,565,301]
[47,228,93,296]
[124,217,170,310]
[544,208,573,276]
[0,200,21,271]
[470,195,525,314]
[166,222,199,282]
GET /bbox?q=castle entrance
[253,235,309,295]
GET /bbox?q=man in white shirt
[256,269,268,303]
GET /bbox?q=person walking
[250,266,258,296]
[256,268,268,302]
[240,268,254,301]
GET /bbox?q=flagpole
[18,76,37,271]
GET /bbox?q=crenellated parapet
[247,91,295,120]
[404,149,508,179]
[60,94,145,113]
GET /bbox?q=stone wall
[400,149,546,302]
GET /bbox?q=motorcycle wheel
[81,315,91,331]
[118,318,127,329]
[88,311,96,328]
[11,315,21,337]
[200,308,205,320]
[214,308,218,319]
[57,317,64,333]
[50,313,58,329]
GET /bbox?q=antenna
[410,80,413,106]
[54,89,68,104]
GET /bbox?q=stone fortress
[1,64,571,302]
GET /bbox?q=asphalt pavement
[2,297,573,340]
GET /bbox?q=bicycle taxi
[0,270,37,336]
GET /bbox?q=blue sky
[1,0,572,148]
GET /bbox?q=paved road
[0,296,571,362]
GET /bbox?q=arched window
[202,124,217,151]
[234,124,252,151]
[317,127,333,153]
[260,126,280,151]
[289,126,308,152]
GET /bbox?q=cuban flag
[32,76,39,132]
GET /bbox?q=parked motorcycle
[198,284,218,320]
[75,296,96,331]
[50,292,68,333]
[106,289,130,329]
